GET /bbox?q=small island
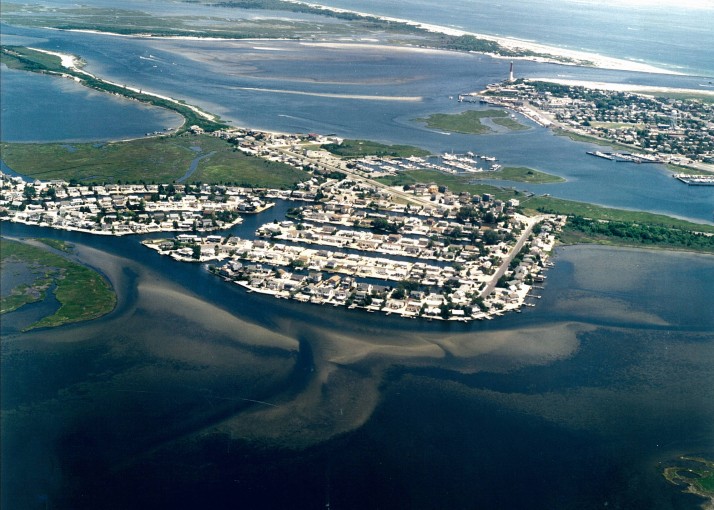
[663,456,714,509]
[416,109,529,135]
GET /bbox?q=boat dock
[674,174,714,186]
[586,151,665,164]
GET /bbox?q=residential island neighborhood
[3,73,713,322]
[1,124,564,322]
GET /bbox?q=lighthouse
[508,61,515,83]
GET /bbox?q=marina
[586,151,666,164]
[674,173,714,186]
[350,153,501,176]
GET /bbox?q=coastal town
[5,65,714,320]
[471,78,714,178]
[1,124,564,322]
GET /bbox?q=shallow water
[0,65,183,143]
[1,221,712,509]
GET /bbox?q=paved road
[273,145,437,208]
[478,216,543,299]
[273,142,545,300]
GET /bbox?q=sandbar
[52,6,680,75]
[234,86,423,101]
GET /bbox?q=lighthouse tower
[508,61,515,83]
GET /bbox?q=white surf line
[283,0,682,75]
[42,12,678,75]
[234,86,423,101]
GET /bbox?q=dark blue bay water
[1,220,712,509]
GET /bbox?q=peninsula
[0,126,565,322]
[0,238,116,330]
[475,79,714,175]
[0,46,228,133]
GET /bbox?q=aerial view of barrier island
[1,1,713,508]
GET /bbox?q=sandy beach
[285,0,681,75]
[53,3,681,76]
[533,78,714,96]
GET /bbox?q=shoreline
[28,47,219,124]
[51,12,680,76]
[282,0,682,75]
[533,78,714,97]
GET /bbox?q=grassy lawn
[590,121,645,130]
[1,238,117,330]
[415,109,527,134]
[0,135,310,186]
[322,139,430,158]
[552,127,635,152]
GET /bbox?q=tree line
[563,215,714,252]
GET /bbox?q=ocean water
[316,0,714,78]
[1,221,712,509]
[24,0,711,77]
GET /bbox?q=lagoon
[0,65,183,143]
